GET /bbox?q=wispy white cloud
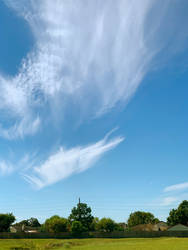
[0,116,40,140]
[164,182,188,192]
[156,182,188,207]
[0,153,38,176]
[160,196,178,206]
[0,161,13,176]
[23,131,124,189]
[1,0,187,138]
[0,0,187,188]
[0,74,40,139]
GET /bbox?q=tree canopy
[0,213,15,232]
[15,217,41,227]
[69,202,93,231]
[44,215,68,233]
[127,211,159,228]
[167,200,188,226]
[97,217,117,232]
[71,221,84,235]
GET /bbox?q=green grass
[0,238,188,250]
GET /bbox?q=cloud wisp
[1,0,187,138]
[0,161,14,176]
[23,132,124,189]
[164,182,188,193]
[160,196,178,206]
[158,182,188,207]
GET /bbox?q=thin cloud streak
[164,182,188,192]
[0,161,14,176]
[160,196,178,206]
[23,132,124,189]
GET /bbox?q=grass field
[0,238,188,250]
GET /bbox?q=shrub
[71,221,85,236]
[44,215,68,233]
[97,218,116,232]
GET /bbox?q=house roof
[131,223,155,231]
[156,221,168,227]
[168,224,188,231]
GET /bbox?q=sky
[0,0,188,223]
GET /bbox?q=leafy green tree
[69,202,93,231]
[71,221,85,236]
[14,219,29,227]
[44,215,68,233]
[27,217,41,227]
[127,211,159,228]
[14,217,40,228]
[90,217,99,231]
[167,200,188,226]
[97,218,116,232]
[0,213,15,232]
[115,223,126,231]
[39,223,46,232]
[167,209,179,226]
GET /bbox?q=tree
[167,200,188,226]
[27,217,41,227]
[127,211,159,228]
[14,217,41,228]
[71,221,84,236]
[115,223,127,231]
[90,217,99,231]
[167,209,179,226]
[0,213,15,232]
[97,218,116,232]
[69,202,93,231]
[14,219,29,227]
[44,215,68,233]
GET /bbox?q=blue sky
[0,0,188,223]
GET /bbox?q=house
[10,225,39,233]
[168,224,188,231]
[154,221,168,231]
[131,223,155,232]
[10,225,23,233]
[131,222,168,232]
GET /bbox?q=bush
[97,218,116,232]
[90,217,99,231]
[44,215,68,233]
[71,221,85,236]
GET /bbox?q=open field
[0,238,188,250]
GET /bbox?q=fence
[91,231,188,238]
[0,231,188,239]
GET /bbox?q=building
[131,222,168,232]
[10,225,39,233]
[154,221,168,231]
[168,224,188,231]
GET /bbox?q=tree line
[1,200,188,234]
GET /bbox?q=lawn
[0,238,188,250]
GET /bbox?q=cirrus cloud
[164,182,188,193]
[1,0,187,138]
[0,0,187,188]
[23,131,124,189]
